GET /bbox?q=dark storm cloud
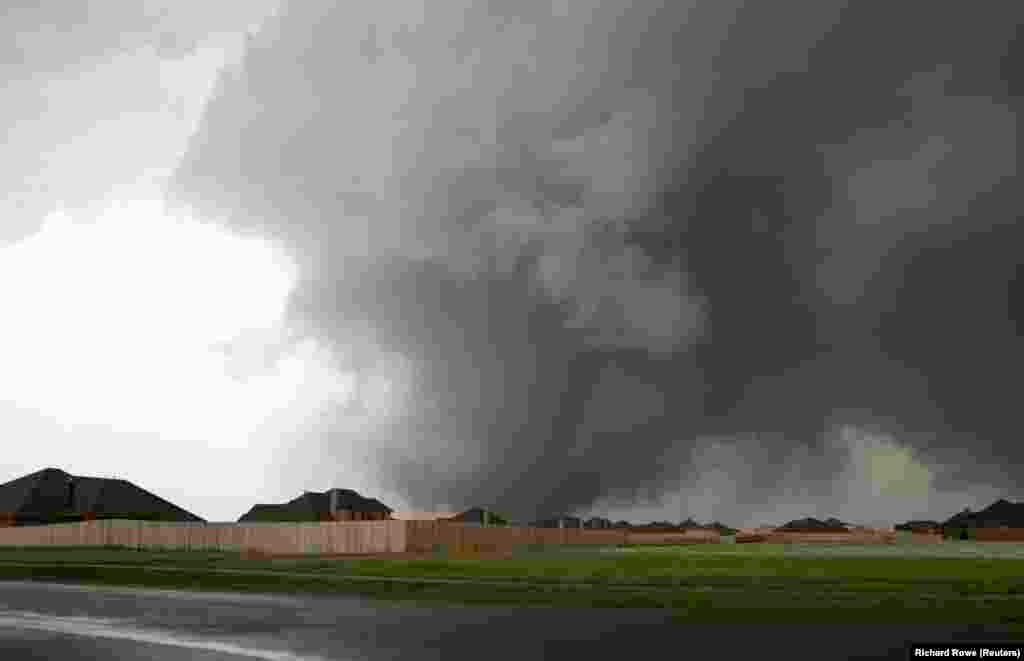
[170,1,1022,523]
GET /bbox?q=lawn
[0,542,1022,629]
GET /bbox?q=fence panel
[626,530,720,545]
[0,519,632,554]
[910,530,944,544]
[399,522,627,553]
[975,528,1024,542]
[763,531,896,545]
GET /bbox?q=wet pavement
[0,580,1019,660]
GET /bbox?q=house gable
[237,488,393,522]
[0,468,204,524]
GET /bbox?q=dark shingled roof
[777,517,851,532]
[942,499,1024,529]
[447,507,509,525]
[70,476,109,513]
[243,504,285,516]
[0,468,60,513]
[0,467,204,524]
[237,488,393,522]
[894,520,942,531]
[284,492,324,513]
[360,497,393,514]
[530,515,583,528]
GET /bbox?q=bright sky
[3,203,304,434]
[0,198,381,520]
[0,7,414,521]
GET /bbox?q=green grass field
[0,542,1022,629]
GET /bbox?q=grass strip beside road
[1,560,1023,628]
[2,545,1024,592]
[1,545,1024,628]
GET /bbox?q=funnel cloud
[153,1,1020,524]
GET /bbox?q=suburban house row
[0,467,620,529]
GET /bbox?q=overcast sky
[2,1,1022,527]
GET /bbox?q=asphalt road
[0,580,1019,660]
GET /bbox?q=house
[237,487,393,523]
[630,520,682,533]
[583,516,613,529]
[445,507,509,527]
[0,467,204,526]
[390,511,460,521]
[777,517,850,532]
[894,520,942,532]
[941,499,1024,536]
[530,515,583,529]
[647,520,676,528]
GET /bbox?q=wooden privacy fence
[733,528,895,544]
[909,529,944,544]
[0,520,407,555]
[761,530,896,545]
[625,530,720,545]
[735,528,778,544]
[401,524,721,548]
[973,528,1024,542]
[0,520,941,553]
[735,533,769,544]
[404,521,628,552]
[0,520,627,555]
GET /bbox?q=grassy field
[0,542,1022,629]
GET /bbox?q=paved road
[0,580,1019,660]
